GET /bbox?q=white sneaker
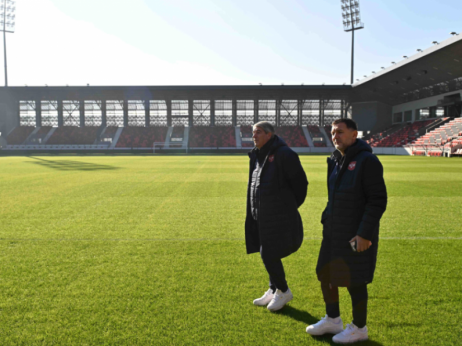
[267,288,293,311]
[306,315,344,335]
[332,323,368,344]
[253,289,274,306]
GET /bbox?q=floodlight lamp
[363,75,367,78]
[372,71,375,74]
[450,32,458,35]
[403,56,408,58]
[0,0,16,33]
[417,49,422,52]
[381,67,385,69]
[432,41,438,45]
[391,62,396,64]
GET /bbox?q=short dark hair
[332,118,358,131]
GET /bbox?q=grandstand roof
[1,84,352,102]
[1,35,461,107]
[351,34,462,105]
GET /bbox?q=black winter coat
[316,139,387,287]
[245,135,308,259]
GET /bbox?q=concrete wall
[352,101,393,133]
[0,90,19,138]
[372,147,411,155]
[392,89,462,114]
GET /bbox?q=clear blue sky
[6,0,462,86]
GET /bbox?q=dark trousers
[321,281,368,328]
[260,246,288,293]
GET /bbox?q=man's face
[252,126,272,149]
[332,122,358,154]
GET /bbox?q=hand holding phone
[349,236,372,252]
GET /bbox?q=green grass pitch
[0,155,461,345]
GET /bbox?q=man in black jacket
[306,119,387,344]
[245,121,308,312]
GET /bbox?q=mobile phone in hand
[350,240,357,252]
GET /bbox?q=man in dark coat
[245,121,308,312]
[306,118,387,344]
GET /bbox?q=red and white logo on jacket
[348,161,356,171]
[268,155,275,163]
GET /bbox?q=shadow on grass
[28,157,119,171]
[275,306,384,346]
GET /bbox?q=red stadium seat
[188,126,236,147]
[275,126,309,147]
[6,126,35,145]
[115,127,168,148]
[47,127,99,145]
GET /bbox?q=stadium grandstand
[0,34,461,156]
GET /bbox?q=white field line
[0,237,461,241]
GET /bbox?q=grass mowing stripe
[0,237,462,241]
[0,155,461,345]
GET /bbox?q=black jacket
[245,135,308,259]
[316,139,387,287]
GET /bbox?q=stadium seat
[6,126,35,145]
[26,126,53,144]
[240,126,254,147]
[189,126,236,147]
[47,127,99,145]
[275,126,309,147]
[307,125,326,147]
[372,120,435,147]
[115,127,168,148]
[324,125,333,145]
[168,126,185,147]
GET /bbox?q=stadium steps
[25,127,41,144]
[168,126,185,148]
[307,125,327,147]
[239,126,253,148]
[94,125,106,144]
[6,126,36,145]
[324,125,334,146]
[372,119,437,147]
[163,127,174,148]
[367,123,407,147]
[109,128,123,149]
[183,127,190,149]
[25,126,53,145]
[96,126,108,144]
[302,127,314,147]
[412,118,462,156]
[42,128,57,144]
[235,127,242,147]
[363,123,404,143]
[411,118,459,146]
[319,127,333,147]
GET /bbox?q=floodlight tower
[341,0,364,85]
[0,0,15,87]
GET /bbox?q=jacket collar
[330,139,372,162]
[248,135,288,159]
